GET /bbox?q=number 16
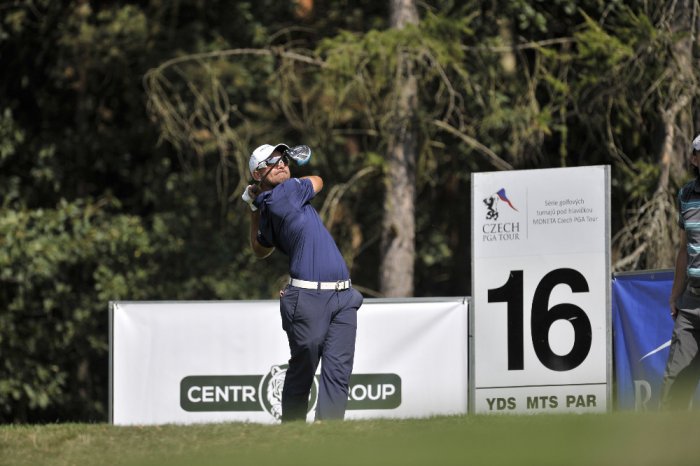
[487,268,592,372]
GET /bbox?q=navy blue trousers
[279,286,363,422]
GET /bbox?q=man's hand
[241,185,259,211]
[670,301,679,320]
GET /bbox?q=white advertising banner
[471,166,611,414]
[110,298,468,425]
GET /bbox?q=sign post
[470,166,611,414]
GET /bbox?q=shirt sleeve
[678,186,686,230]
[286,178,316,207]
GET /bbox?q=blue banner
[612,269,700,410]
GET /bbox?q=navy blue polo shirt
[254,178,350,282]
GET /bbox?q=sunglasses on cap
[255,154,289,171]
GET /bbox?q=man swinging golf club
[242,143,363,422]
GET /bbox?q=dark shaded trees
[2,0,700,422]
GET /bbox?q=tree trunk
[660,0,695,191]
[380,0,419,297]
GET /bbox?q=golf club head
[285,145,311,166]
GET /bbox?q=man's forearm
[249,210,274,258]
[670,247,687,303]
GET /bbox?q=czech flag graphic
[496,188,518,211]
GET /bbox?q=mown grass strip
[1,412,699,466]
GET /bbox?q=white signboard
[110,298,468,425]
[471,166,610,414]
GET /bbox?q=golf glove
[241,185,258,211]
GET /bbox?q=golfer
[242,143,363,422]
[661,134,700,410]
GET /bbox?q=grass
[2,412,700,466]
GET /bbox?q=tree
[0,0,311,422]
[380,0,420,297]
[5,0,700,422]
[575,2,700,271]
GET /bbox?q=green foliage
[0,198,161,421]
[569,3,687,206]
[316,15,471,130]
[0,109,23,162]
[0,0,307,422]
[507,0,580,32]
[575,12,636,80]
[1,0,697,423]
[617,161,661,199]
[0,109,25,205]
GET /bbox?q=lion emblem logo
[483,194,499,220]
[483,188,518,221]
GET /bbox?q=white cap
[693,134,700,152]
[248,143,289,175]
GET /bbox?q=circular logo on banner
[258,364,318,421]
